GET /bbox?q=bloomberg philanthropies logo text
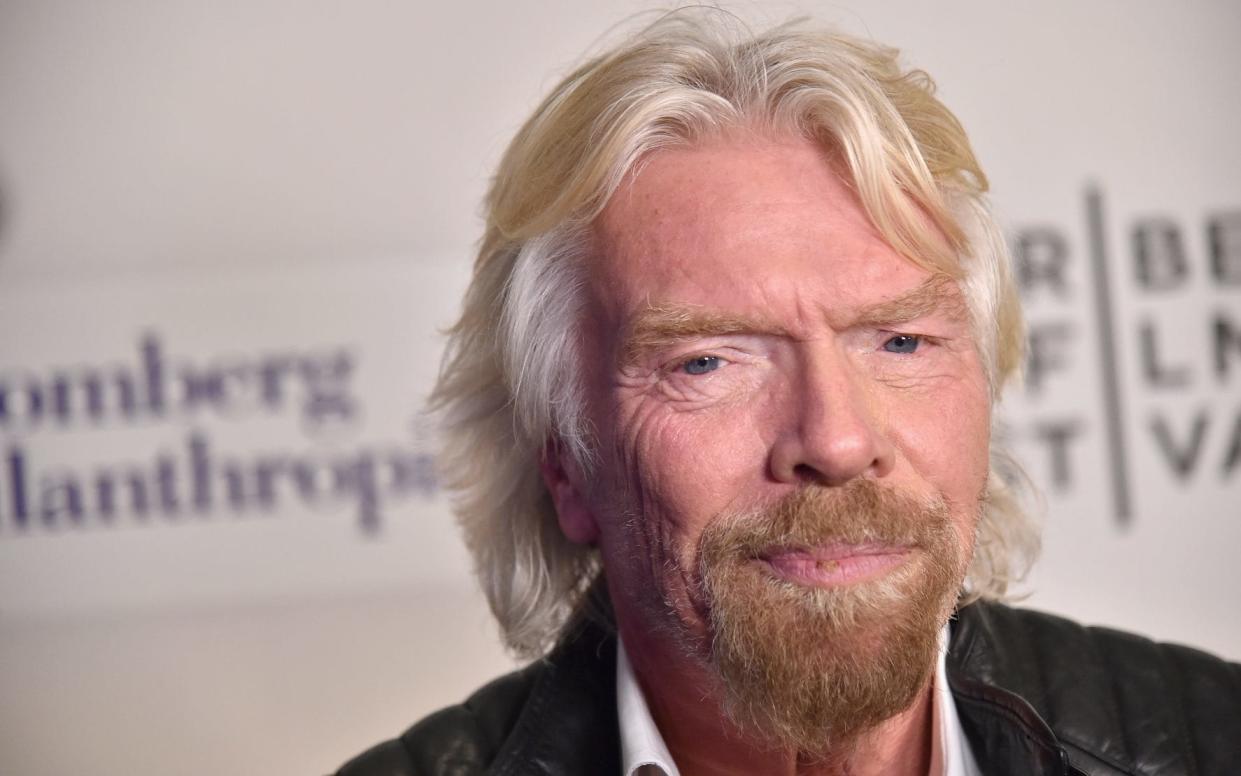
[0,333,436,535]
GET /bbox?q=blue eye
[682,355,722,375]
[883,334,921,354]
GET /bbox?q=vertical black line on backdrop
[1085,185,1133,528]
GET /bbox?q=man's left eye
[682,355,723,375]
[882,334,921,354]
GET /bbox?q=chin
[690,480,965,754]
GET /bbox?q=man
[337,12,1239,776]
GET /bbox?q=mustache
[698,478,953,564]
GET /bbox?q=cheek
[888,376,992,505]
[606,396,769,563]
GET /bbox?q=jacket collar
[490,617,623,776]
[947,602,1083,775]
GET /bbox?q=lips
[756,543,912,587]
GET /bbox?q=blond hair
[430,11,1037,657]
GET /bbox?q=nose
[768,348,896,486]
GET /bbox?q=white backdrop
[1,2,1238,775]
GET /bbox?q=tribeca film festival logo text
[0,333,436,535]
[1012,189,1240,527]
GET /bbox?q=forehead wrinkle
[849,274,967,327]
[621,304,788,365]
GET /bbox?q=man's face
[552,133,991,751]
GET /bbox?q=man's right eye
[682,355,722,375]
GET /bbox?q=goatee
[697,479,967,759]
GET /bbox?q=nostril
[792,463,819,482]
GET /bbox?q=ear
[539,438,600,545]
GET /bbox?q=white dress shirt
[617,627,981,776]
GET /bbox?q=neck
[617,613,938,776]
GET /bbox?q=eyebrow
[851,274,968,328]
[619,274,967,366]
[621,306,783,365]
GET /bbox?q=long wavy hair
[429,10,1038,658]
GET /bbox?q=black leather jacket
[335,601,1241,775]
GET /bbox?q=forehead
[591,135,934,327]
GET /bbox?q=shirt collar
[936,623,984,776]
[616,635,682,776]
[616,626,980,776]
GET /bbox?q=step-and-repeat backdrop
[1,2,1238,775]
